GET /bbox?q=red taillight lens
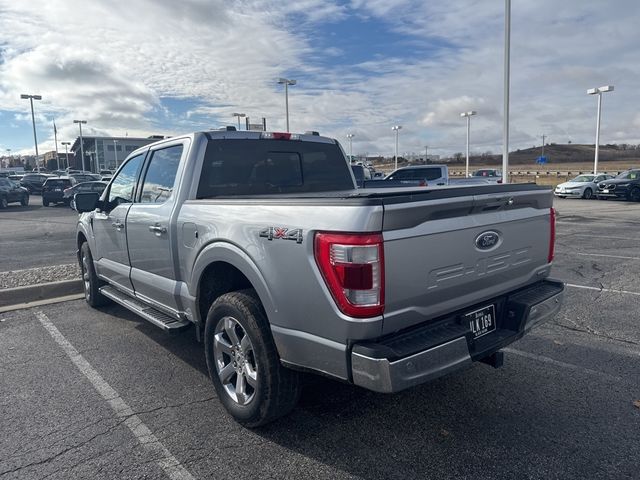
[314,232,385,318]
[548,207,556,263]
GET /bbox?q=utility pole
[541,134,547,158]
[424,145,428,163]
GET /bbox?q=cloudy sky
[0,0,639,158]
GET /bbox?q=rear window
[196,139,353,197]
[44,179,71,187]
[389,168,444,181]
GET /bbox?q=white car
[554,174,614,199]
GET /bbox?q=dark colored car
[597,169,640,201]
[42,177,73,206]
[0,178,29,208]
[69,173,102,185]
[20,173,52,194]
[63,181,107,209]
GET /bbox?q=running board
[100,285,191,332]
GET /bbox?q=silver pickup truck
[74,130,564,427]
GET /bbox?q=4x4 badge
[259,227,303,244]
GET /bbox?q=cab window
[108,154,145,205]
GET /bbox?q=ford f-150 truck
[74,129,564,427]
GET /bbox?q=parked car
[99,169,113,176]
[20,173,52,194]
[596,169,640,201]
[471,169,503,183]
[555,174,614,199]
[42,177,74,206]
[372,171,385,179]
[64,181,108,209]
[101,176,113,182]
[69,173,102,185]
[350,164,372,187]
[0,178,29,208]
[383,165,449,186]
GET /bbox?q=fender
[189,241,277,324]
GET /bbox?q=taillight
[260,132,300,140]
[314,232,384,318]
[548,207,556,263]
[63,188,71,194]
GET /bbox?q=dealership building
[70,135,165,172]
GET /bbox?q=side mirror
[74,192,101,212]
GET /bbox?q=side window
[139,145,183,203]
[108,154,145,204]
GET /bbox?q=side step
[100,285,191,332]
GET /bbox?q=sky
[1,0,639,159]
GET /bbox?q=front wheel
[43,198,49,207]
[20,194,29,206]
[80,243,109,307]
[582,188,593,199]
[204,290,301,427]
[0,196,7,209]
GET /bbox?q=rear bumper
[554,190,582,197]
[351,279,564,393]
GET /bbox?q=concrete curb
[0,279,83,308]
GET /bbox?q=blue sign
[536,156,547,164]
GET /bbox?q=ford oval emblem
[475,231,500,250]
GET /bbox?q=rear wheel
[628,187,640,202]
[0,196,7,209]
[43,198,49,207]
[582,188,593,199]
[204,290,301,427]
[20,194,29,206]
[80,243,109,307]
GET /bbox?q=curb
[0,279,83,308]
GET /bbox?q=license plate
[55,188,61,192]
[464,305,496,339]
[602,189,609,193]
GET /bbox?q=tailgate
[381,188,553,334]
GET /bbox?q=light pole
[4,149,10,169]
[424,145,428,163]
[277,78,296,132]
[74,120,87,172]
[61,142,70,170]
[540,134,548,159]
[587,85,614,174]
[392,126,402,170]
[346,134,354,162]
[20,94,42,172]
[460,111,477,177]
[502,0,511,184]
[232,113,246,131]
[113,139,119,169]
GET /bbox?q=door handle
[148,224,167,235]
[111,220,124,230]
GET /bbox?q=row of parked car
[554,169,640,201]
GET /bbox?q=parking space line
[575,253,640,260]
[556,233,635,241]
[566,283,640,297]
[35,311,195,480]
[503,348,621,382]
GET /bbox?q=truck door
[126,141,186,313]
[93,153,145,294]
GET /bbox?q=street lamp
[20,94,42,172]
[502,0,511,184]
[232,113,246,131]
[61,142,70,170]
[460,111,477,177]
[346,134,354,162]
[424,145,429,164]
[113,139,119,169]
[392,126,402,170]
[587,85,614,174]
[74,120,87,172]
[277,78,296,132]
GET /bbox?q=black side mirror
[74,192,101,212]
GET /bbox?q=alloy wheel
[81,252,91,300]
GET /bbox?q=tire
[204,289,301,427]
[79,243,109,307]
[43,198,49,207]
[20,194,29,206]
[582,188,593,200]
[0,196,7,209]
[628,187,640,202]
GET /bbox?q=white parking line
[575,252,640,260]
[35,311,195,480]
[566,283,640,297]
[503,348,621,382]
[556,233,635,241]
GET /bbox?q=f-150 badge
[259,227,304,244]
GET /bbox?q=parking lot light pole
[502,0,511,184]
[61,142,70,170]
[113,139,119,169]
[232,113,246,131]
[346,134,354,162]
[277,78,296,132]
[20,94,42,173]
[460,111,477,177]
[74,120,87,172]
[587,85,614,175]
[392,126,402,170]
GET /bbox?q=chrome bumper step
[100,285,190,332]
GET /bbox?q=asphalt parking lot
[1,198,639,479]
[0,197,77,270]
